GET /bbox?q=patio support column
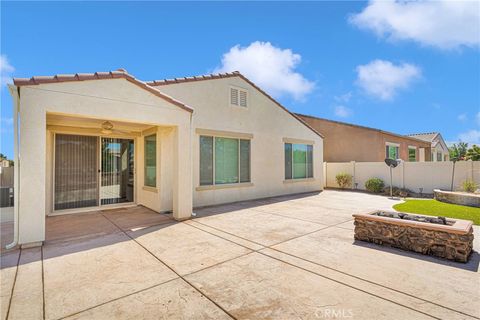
[172,123,192,220]
[18,90,46,245]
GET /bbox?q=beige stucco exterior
[297,114,431,162]
[153,77,323,207]
[10,72,323,246]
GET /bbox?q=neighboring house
[296,114,431,162]
[406,132,450,162]
[8,69,323,246]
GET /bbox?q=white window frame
[408,146,417,162]
[385,142,400,160]
[284,142,314,181]
[198,134,252,189]
[229,86,249,108]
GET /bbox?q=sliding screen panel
[54,134,99,210]
[101,138,134,205]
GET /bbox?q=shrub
[335,173,352,189]
[365,178,385,193]
[462,180,477,193]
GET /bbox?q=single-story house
[296,114,432,162]
[8,69,323,247]
[406,132,450,162]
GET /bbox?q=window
[144,134,156,187]
[437,152,442,161]
[284,143,313,180]
[408,147,416,162]
[386,144,399,160]
[200,135,250,186]
[230,87,248,107]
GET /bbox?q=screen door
[54,134,99,210]
[100,138,134,205]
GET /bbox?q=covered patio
[9,71,194,246]
[1,190,478,320]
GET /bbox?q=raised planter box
[353,211,474,262]
[434,189,480,208]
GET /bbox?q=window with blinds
[230,87,248,107]
[200,135,251,186]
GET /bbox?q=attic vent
[239,90,247,107]
[230,87,248,107]
[230,88,239,106]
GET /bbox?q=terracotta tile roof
[146,71,241,86]
[147,71,324,138]
[13,70,194,113]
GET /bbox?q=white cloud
[355,59,421,100]
[334,92,352,103]
[457,113,467,121]
[350,0,480,50]
[0,55,14,86]
[214,41,315,101]
[334,105,352,118]
[458,129,480,145]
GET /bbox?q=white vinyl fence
[324,161,480,194]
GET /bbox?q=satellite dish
[385,158,399,168]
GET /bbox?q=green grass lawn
[393,199,480,225]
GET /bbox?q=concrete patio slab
[185,252,432,319]
[43,232,178,320]
[184,220,265,251]
[46,211,119,243]
[7,248,43,320]
[101,206,174,232]
[272,225,480,318]
[194,210,325,246]
[129,222,252,275]
[1,191,478,319]
[1,250,19,320]
[260,247,472,320]
[0,222,13,251]
[65,278,231,320]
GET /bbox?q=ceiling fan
[100,121,133,135]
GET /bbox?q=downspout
[6,85,19,249]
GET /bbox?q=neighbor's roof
[12,69,194,113]
[147,71,324,138]
[406,132,439,142]
[296,113,431,145]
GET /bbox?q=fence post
[401,161,405,189]
[351,161,356,190]
[324,162,327,188]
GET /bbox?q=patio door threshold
[48,202,137,217]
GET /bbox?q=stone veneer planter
[434,189,480,208]
[353,211,474,262]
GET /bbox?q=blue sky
[1,1,479,159]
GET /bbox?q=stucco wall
[325,161,480,194]
[155,77,324,207]
[18,78,193,244]
[297,115,431,162]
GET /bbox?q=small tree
[466,145,480,161]
[449,142,468,160]
[335,173,352,189]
